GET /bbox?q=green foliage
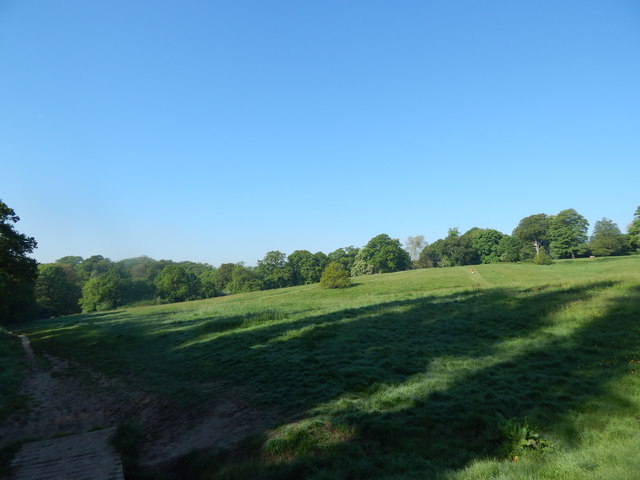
[155,265,200,303]
[55,255,84,267]
[0,200,38,324]
[472,229,505,264]
[496,235,532,263]
[214,263,236,292]
[533,249,553,265]
[627,206,640,253]
[79,269,127,312]
[256,251,293,290]
[417,229,480,267]
[497,414,552,457]
[589,218,627,257]
[288,250,328,285]
[327,246,360,272]
[513,213,550,256]
[35,263,82,317]
[198,269,219,298]
[319,262,351,289]
[548,208,589,259]
[351,234,411,275]
[76,255,114,282]
[227,265,262,294]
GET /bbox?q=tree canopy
[351,234,411,275]
[0,200,38,323]
[513,214,550,255]
[589,218,627,257]
[548,209,589,259]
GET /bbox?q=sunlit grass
[15,255,640,479]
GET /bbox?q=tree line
[1,199,639,323]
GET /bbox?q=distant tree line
[417,208,637,268]
[1,198,639,323]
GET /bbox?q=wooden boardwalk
[10,428,124,480]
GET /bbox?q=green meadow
[10,256,640,479]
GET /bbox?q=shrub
[533,250,553,265]
[320,262,351,289]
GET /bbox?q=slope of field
[11,257,640,479]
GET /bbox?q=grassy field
[13,256,640,479]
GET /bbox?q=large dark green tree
[256,251,293,289]
[351,234,411,275]
[77,255,114,281]
[416,229,479,267]
[496,235,532,263]
[198,269,219,298]
[155,264,199,303]
[214,263,236,292]
[589,218,627,257]
[227,264,262,293]
[0,200,38,323]
[628,206,640,253]
[35,263,82,317]
[79,269,128,312]
[513,214,550,256]
[472,229,505,264]
[548,209,589,259]
[287,250,328,285]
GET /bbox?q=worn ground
[1,334,280,475]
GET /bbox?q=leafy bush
[533,250,553,265]
[320,262,351,289]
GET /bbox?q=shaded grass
[0,328,28,421]
[17,256,640,479]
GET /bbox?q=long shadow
[23,280,640,478]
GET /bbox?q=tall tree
[351,234,411,275]
[198,269,219,298]
[35,264,82,317]
[214,263,236,292]
[0,200,38,323]
[627,206,640,253]
[287,250,327,285]
[227,264,262,293]
[496,235,532,263]
[77,255,114,281]
[155,265,199,303]
[79,269,127,312]
[472,229,505,264]
[589,218,627,257]
[256,251,293,289]
[548,209,589,259]
[513,214,550,256]
[417,229,479,267]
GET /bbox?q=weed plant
[18,256,640,479]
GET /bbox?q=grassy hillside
[18,256,640,479]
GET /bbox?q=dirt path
[1,334,283,473]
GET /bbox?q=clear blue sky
[2,1,639,266]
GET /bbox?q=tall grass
[17,256,640,479]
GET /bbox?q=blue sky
[1,1,639,266]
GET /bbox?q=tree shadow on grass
[167,280,639,478]
[24,280,640,479]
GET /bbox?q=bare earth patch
[1,335,283,473]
